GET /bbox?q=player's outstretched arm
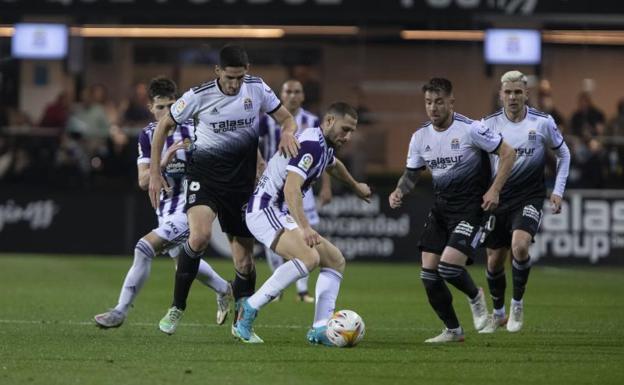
[148,115,176,208]
[319,172,333,206]
[550,141,571,214]
[326,158,371,203]
[284,171,319,247]
[482,140,516,211]
[389,168,422,209]
[271,105,300,157]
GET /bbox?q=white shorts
[153,211,189,257]
[246,206,298,249]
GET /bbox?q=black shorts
[186,177,253,238]
[418,205,484,263]
[484,198,544,250]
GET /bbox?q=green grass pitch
[0,254,623,385]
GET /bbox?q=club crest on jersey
[175,100,186,114]
[451,138,460,150]
[528,129,537,141]
[298,153,314,171]
[243,98,253,111]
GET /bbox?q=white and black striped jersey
[248,126,335,213]
[406,112,502,210]
[138,120,193,218]
[484,106,567,211]
[170,75,281,192]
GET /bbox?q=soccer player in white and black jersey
[234,102,371,344]
[479,71,570,333]
[148,46,300,335]
[258,79,332,303]
[389,78,516,343]
[94,77,231,329]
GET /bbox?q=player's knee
[322,248,345,273]
[511,243,530,260]
[188,232,210,252]
[299,249,320,272]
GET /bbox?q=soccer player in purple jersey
[479,71,570,333]
[94,77,231,329]
[258,79,332,303]
[389,78,516,343]
[149,45,300,336]
[234,102,371,344]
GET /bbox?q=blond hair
[501,70,527,85]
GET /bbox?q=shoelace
[169,309,182,321]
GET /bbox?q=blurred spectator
[581,139,609,188]
[537,79,566,132]
[570,92,605,139]
[607,98,624,137]
[39,91,71,129]
[7,109,33,134]
[120,82,151,129]
[67,84,111,140]
[54,133,91,188]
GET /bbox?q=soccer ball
[326,310,365,347]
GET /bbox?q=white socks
[195,259,229,295]
[247,259,309,310]
[296,275,310,295]
[115,239,155,314]
[266,247,310,295]
[313,268,343,328]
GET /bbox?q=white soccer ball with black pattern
[326,309,365,347]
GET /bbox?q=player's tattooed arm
[389,168,422,209]
[397,168,421,195]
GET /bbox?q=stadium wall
[1,187,622,265]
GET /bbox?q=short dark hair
[148,76,177,101]
[326,102,358,120]
[219,45,249,68]
[422,78,453,96]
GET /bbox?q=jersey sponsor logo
[516,147,536,157]
[164,159,186,178]
[174,100,186,115]
[528,129,537,141]
[298,153,314,171]
[209,117,256,133]
[451,138,460,150]
[522,204,541,222]
[243,98,253,111]
[425,155,463,169]
[453,221,474,237]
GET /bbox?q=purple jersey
[137,120,192,218]
[249,126,335,212]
